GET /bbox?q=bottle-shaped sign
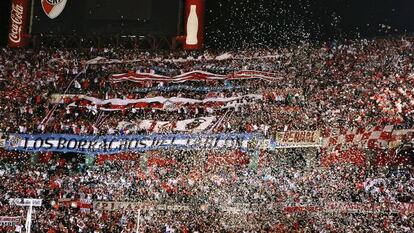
[186,5,199,45]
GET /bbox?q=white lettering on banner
[93,202,190,212]
[9,198,42,207]
[0,217,21,227]
[0,139,5,148]
[5,134,258,154]
[9,3,24,44]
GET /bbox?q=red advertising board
[8,0,29,48]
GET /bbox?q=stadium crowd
[0,36,414,232]
[1,37,414,135]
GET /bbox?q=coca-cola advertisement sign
[184,0,205,50]
[8,0,29,48]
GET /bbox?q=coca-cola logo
[8,3,24,44]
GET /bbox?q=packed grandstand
[0,37,414,232]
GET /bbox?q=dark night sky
[204,0,414,48]
[1,0,414,48]
[0,0,11,46]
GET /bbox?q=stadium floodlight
[9,198,42,233]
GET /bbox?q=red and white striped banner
[322,126,414,150]
[90,201,414,215]
[53,93,272,112]
[110,70,282,84]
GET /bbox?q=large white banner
[93,201,190,211]
[117,117,216,133]
[50,89,299,112]
[9,198,42,207]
